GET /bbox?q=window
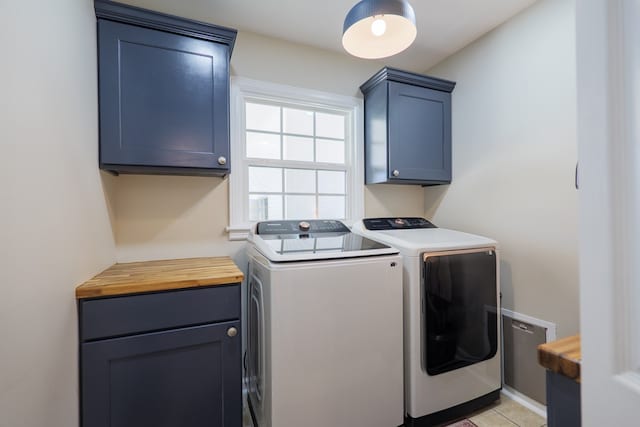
[245,103,347,221]
[228,78,363,240]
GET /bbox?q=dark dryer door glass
[423,249,498,376]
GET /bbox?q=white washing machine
[246,219,404,427]
[353,217,501,426]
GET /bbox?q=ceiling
[116,0,539,71]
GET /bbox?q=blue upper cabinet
[360,68,456,185]
[95,0,237,176]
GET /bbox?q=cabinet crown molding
[360,67,456,94]
[94,0,237,55]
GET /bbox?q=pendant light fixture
[342,0,417,59]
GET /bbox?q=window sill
[225,224,252,241]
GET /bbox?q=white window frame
[226,77,364,241]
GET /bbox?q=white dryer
[246,219,404,427]
[353,217,501,426]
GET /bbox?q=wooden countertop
[76,257,244,299]
[538,334,581,382]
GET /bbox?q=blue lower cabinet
[79,286,241,427]
[546,370,581,427]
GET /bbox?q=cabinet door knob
[392,169,400,177]
[227,327,238,337]
[218,156,227,165]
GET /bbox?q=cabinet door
[98,19,230,174]
[388,81,451,183]
[81,321,241,427]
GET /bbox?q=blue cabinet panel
[361,67,455,185]
[546,370,581,427]
[80,284,240,341]
[362,80,389,184]
[82,322,241,427]
[388,82,451,182]
[95,0,236,176]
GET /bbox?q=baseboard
[501,385,547,419]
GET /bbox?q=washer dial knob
[298,221,311,231]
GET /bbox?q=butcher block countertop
[538,334,581,382]
[75,257,244,299]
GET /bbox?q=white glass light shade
[342,0,416,59]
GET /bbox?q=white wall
[113,30,426,263]
[425,0,579,336]
[0,0,116,426]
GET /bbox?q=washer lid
[352,218,497,256]
[249,220,399,262]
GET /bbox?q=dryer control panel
[362,217,437,230]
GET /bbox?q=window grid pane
[318,196,345,219]
[248,166,282,193]
[284,169,316,194]
[316,112,345,139]
[283,108,314,136]
[313,112,317,163]
[283,135,314,162]
[249,194,283,221]
[316,139,345,164]
[246,131,280,160]
[245,100,348,221]
[246,103,280,132]
[285,195,316,219]
[318,170,346,194]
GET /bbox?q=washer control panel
[362,217,437,230]
[257,220,349,235]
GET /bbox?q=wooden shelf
[538,334,581,382]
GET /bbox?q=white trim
[501,386,547,419]
[501,308,557,343]
[613,0,640,378]
[231,77,362,110]
[228,77,364,240]
[578,1,640,421]
[225,224,252,241]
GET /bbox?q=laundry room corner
[423,0,579,339]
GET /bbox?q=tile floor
[243,393,546,427]
[443,395,546,427]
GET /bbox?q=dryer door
[422,248,498,376]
